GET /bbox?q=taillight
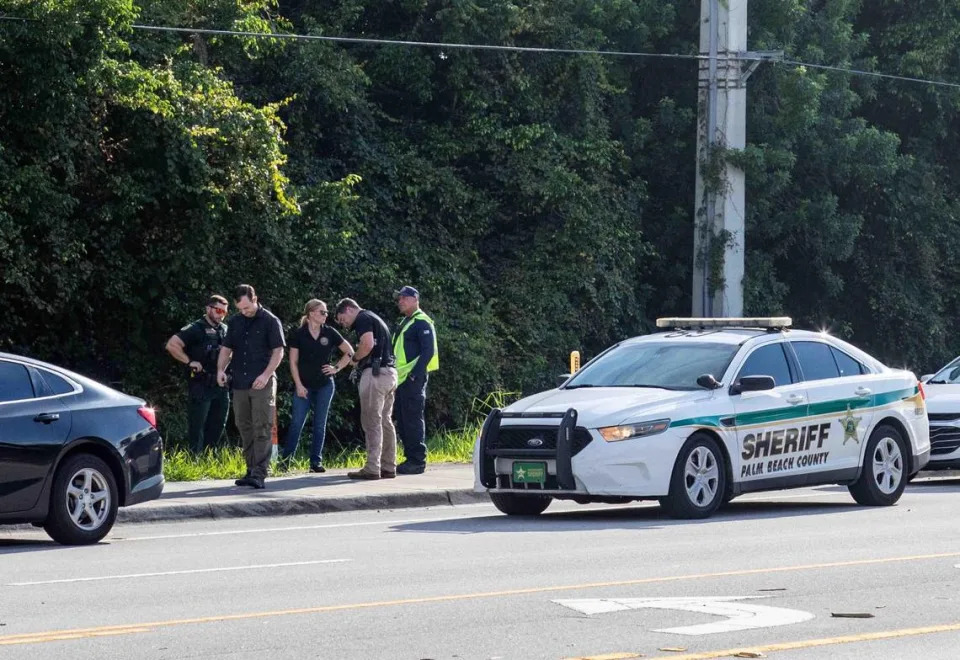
[138,406,157,428]
[917,381,926,400]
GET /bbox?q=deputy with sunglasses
[166,294,231,453]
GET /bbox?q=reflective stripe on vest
[393,310,439,385]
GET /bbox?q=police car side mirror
[557,374,572,387]
[730,375,776,395]
[696,374,721,390]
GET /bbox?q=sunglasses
[314,309,329,316]
[208,307,228,316]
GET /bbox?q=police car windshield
[565,342,738,391]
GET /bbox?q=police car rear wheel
[848,424,907,506]
[489,492,552,516]
[660,434,726,519]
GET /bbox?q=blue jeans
[281,380,335,467]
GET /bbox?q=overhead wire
[3,14,960,90]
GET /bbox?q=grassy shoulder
[163,423,481,481]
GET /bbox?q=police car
[919,357,960,470]
[474,318,930,519]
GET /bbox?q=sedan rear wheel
[44,454,118,545]
[849,424,908,506]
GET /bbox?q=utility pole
[692,1,782,317]
[692,0,755,318]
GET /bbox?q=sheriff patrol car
[474,318,930,519]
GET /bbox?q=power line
[780,59,960,90]
[132,23,710,61]
[3,14,960,90]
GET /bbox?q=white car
[474,318,930,519]
[920,357,960,470]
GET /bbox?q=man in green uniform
[166,295,230,453]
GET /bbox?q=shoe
[380,470,396,479]
[249,477,265,489]
[396,462,426,475]
[347,470,380,480]
[235,476,254,487]
[310,465,326,473]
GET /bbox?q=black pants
[187,383,230,453]
[394,374,428,465]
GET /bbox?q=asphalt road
[2,479,960,660]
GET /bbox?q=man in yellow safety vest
[392,285,439,474]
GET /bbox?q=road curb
[116,488,489,524]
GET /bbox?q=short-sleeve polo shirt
[223,305,285,390]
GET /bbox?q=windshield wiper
[620,384,680,391]
[564,383,597,389]
[928,379,947,384]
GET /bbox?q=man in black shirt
[334,298,398,480]
[217,284,285,489]
[165,295,230,453]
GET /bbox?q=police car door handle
[786,394,805,405]
[855,386,872,397]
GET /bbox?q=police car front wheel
[848,424,908,507]
[660,434,727,519]
[489,492,552,516]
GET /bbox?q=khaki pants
[358,367,398,474]
[232,377,276,480]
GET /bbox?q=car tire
[660,433,726,519]
[489,492,552,516]
[848,424,908,506]
[44,454,119,545]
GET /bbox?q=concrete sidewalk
[119,463,483,524]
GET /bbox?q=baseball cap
[396,285,420,299]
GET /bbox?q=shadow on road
[0,538,68,555]
[390,494,861,535]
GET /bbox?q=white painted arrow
[553,596,813,636]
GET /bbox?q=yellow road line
[3,550,960,646]
[567,654,646,660]
[648,621,960,659]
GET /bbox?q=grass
[162,423,481,482]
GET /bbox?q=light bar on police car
[655,317,792,329]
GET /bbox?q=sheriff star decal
[838,406,862,445]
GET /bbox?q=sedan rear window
[0,361,36,402]
[565,342,738,390]
[831,348,865,377]
[38,370,76,395]
[792,341,841,381]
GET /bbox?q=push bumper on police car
[474,408,676,501]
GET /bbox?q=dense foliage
[2,0,960,447]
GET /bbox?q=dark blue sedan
[0,352,164,544]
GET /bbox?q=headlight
[598,419,670,442]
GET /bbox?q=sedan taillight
[918,381,926,401]
[138,406,157,428]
